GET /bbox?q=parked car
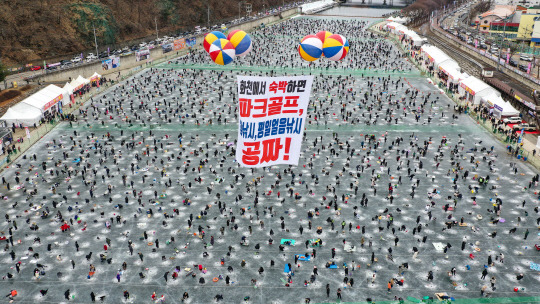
[518,64,528,72]
[86,54,98,61]
[509,60,518,67]
[513,123,537,131]
[30,66,41,71]
[503,116,521,123]
[98,52,109,59]
[71,57,81,63]
[61,61,73,68]
[520,55,533,62]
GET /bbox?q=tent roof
[63,82,73,94]
[422,45,456,66]
[386,22,407,31]
[90,72,101,79]
[76,75,90,84]
[1,103,42,121]
[482,93,519,115]
[387,16,409,23]
[460,76,493,94]
[439,60,461,73]
[439,63,463,81]
[22,85,65,111]
[495,100,520,116]
[403,29,423,42]
[70,75,89,90]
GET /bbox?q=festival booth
[438,61,463,89]
[385,22,408,35]
[70,75,90,93]
[89,72,101,87]
[421,45,456,70]
[420,45,449,72]
[0,103,43,127]
[403,30,425,47]
[458,76,500,105]
[480,93,519,118]
[21,84,66,116]
[63,82,76,104]
[386,16,409,24]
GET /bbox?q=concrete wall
[37,8,299,84]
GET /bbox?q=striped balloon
[298,35,323,62]
[322,34,349,61]
[227,30,252,57]
[204,31,227,53]
[315,31,333,45]
[209,39,236,65]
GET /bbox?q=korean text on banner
[236,75,314,168]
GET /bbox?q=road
[0,70,41,90]
[439,3,540,78]
[419,22,540,146]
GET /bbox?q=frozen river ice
[0,14,539,304]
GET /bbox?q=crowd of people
[0,13,538,304]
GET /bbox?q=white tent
[70,75,89,92]
[495,101,519,117]
[421,45,457,69]
[438,61,463,84]
[387,16,409,24]
[405,30,425,46]
[385,22,408,35]
[0,103,43,127]
[481,93,519,118]
[89,72,101,82]
[403,29,424,46]
[63,82,73,95]
[459,76,500,105]
[77,75,90,84]
[22,85,65,113]
[63,82,76,104]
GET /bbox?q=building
[474,5,516,33]
[516,13,540,45]
[489,21,520,39]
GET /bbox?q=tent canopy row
[385,21,519,114]
[1,74,94,127]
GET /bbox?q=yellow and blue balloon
[323,34,349,61]
[209,39,236,65]
[204,31,227,53]
[227,30,252,57]
[298,35,323,62]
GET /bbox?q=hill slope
[0,0,292,65]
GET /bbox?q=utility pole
[239,1,244,20]
[154,17,159,41]
[93,23,99,56]
[207,5,210,27]
[496,14,508,72]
